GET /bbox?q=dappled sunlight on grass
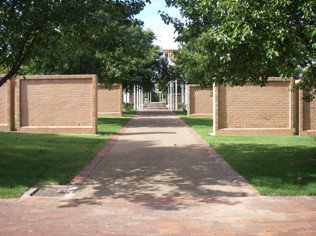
[0,112,134,198]
[177,111,316,196]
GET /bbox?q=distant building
[161,49,177,61]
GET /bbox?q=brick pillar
[0,77,15,132]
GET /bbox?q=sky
[136,0,182,49]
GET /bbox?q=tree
[23,24,163,91]
[155,54,186,93]
[162,0,316,101]
[0,0,149,87]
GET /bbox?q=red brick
[98,84,122,117]
[16,75,97,135]
[0,76,15,132]
[215,78,294,136]
[188,85,213,118]
[298,89,316,136]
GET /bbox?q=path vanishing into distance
[0,102,316,235]
[74,102,257,199]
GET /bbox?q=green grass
[175,111,316,196]
[0,112,134,198]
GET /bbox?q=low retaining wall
[215,78,294,136]
[0,76,15,132]
[16,75,97,134]
[98,84,122,117]
[298,89,316,136]
[188,85,213,117]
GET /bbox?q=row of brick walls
[187,78,315,136]
[1,75,315,136]
[0,75,124,135]
[98,84,122,117]
[188,85,213,117]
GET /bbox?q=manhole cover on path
[30,185,78,198]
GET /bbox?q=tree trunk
[0,71,16,87]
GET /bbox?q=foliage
[0,113,134,198]
[123,103,134,112]
[23,25,164,91]
[176,112,316,196]
[155,55,185,93]
[0,0,151,87]
[162,0,316,101]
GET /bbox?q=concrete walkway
[74,102,257,199]
[0,102,316,235]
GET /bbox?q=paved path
[74,102,257,199]
[0,102,316,235]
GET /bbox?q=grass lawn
[176,111,316,196]
[0,112,135,198]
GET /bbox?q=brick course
[98,84,122,117]
[0,76,15,132]
[16,75,97,134]
[298,89,316,136]
[188,85,213,117]
[215,78,294,136]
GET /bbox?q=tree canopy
[162,0,316,101]
[22,23,164,92]
[1,0,170,90]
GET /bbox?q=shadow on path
[73,103,257,210]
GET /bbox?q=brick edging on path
[174,113,259,196]
[69,114,137,185]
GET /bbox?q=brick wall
[188,85,213,117]
[298,89,316,136]
[0,76,15,132]
[161,49,177,61]
[166,94,181,104]
[215,78,294,136]
[294,88,299,135]
[98,84,122,117]
[16,75,97,134]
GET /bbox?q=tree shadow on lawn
[0,115,133,198]
[0,132,111,197]
[175,114,316,195]
[97,111,135,135]
[180,116,213,131]
[60,137,316,210]
[97,117,129,136]
[210,140,316,196]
